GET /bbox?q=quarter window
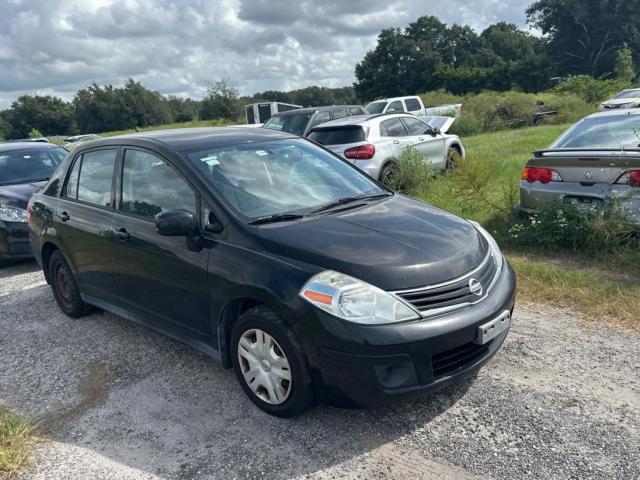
[120,150,196,220]
[64,149,117,207]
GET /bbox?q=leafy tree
[3,95,75,139]
[28,128,44,138]
[527,0,640,78]
[201,79,242,121]
[614,44,637,82]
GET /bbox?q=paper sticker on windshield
[201,155,219,166]
[256,150,268,156]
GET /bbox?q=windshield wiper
[248,213,306,225]
[310,192,393,215]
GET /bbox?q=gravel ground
[1,261,639,480]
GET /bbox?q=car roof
[272,105,364,117]
[0,142,62,153]
[309,112,415,129]
[583,109,640,120]
[102,127,297,150]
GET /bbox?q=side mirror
[430,127,441,135]
[155,209,198,237]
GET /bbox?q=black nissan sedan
[28,128,516,417]
[0,142,67,266]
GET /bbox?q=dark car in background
[0,142,67,266]
[262,105,367,137]
[520,110,640,226]
[29,127,516,417]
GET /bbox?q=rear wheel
[231,306,313,417]
[49,250,93,318]
[379,163,396,186]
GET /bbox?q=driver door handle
[113,227,130,241]
[57,211,70,222]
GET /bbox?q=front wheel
[49,250,93,318]
[231,306,313,417]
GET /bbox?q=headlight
[299,270,419,325]
[470,221,503,273]
[0,205,28,222]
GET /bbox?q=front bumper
[300,260,516,408]
[0,221,33,262]
[519,181,640,226]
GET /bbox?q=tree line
[0,79,359,140]
[355,0,640,100]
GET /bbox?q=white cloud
[0,0,531,108]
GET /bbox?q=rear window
[308,127,366,146]
[405,98,422,112]
[551,114,640,148]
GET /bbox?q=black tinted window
[308,127,366,145]
[402,117,429,135]
[0,147,66,186]
[405,98,422,111]
[380,118,408,137]
[121,150,196,219]
[69,149,116,207]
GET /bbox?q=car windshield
[184,139,385,220]
[551,114,640,149]
[0,147,67,186]
[263,113,313,136]
[613,90,640,99]
[365,101,387,114]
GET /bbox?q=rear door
[379,118,412,158]
[55,148,118,301]
[110,147,211,338]
[401,116,446,169]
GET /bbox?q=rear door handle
[57,211,70,222]
[113,227,130,241]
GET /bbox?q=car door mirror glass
[155,209,198,237]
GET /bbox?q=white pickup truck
[365,96,462,118]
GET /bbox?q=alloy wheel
[237,328,292,405]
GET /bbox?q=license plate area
[475,310,511,345]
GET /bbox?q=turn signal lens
[615,170,640,187]
[344,144,376,160]
[521,167,563,184]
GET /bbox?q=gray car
[262,105,368,137]
[308,113,465,184]
[520,109,640,226]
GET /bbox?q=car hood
[0,181,46,209]
[254,195,488,290]
[602,98,640,106]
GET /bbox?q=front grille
[431,340,491,379]
[394,252,497,315]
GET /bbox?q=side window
[405,98,422,112]
[402,117,430,136]
[310,111,331,129]
[380,118,408,137]
[331,108,347,119]
[387,101,403,112]
[63,149,117,207]
[349,107,364,116]
[121,149,196,220]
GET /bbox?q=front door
[110,148,210,338]
[401,116,446,169]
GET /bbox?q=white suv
[308,113,465,184]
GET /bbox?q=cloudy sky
[0,0,532,108]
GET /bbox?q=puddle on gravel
[38,360,113,434]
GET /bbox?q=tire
[379,163,396,186]
[446,147,459,171]
[230,306,313,417]
[49,250,93,318]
